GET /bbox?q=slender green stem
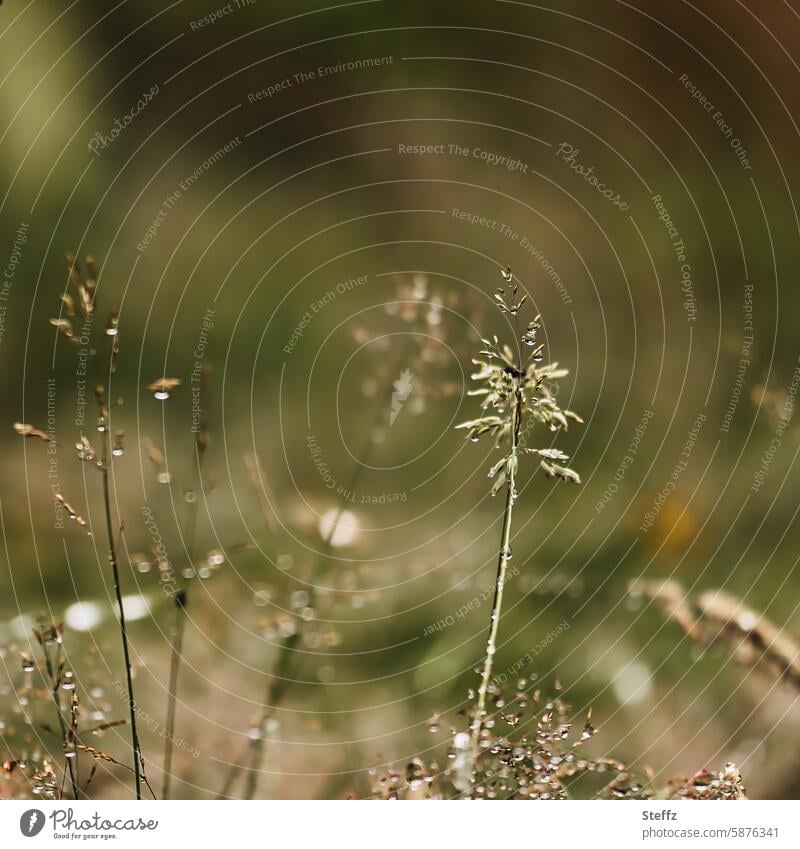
[240,630,298,800]
[101,421,143,799]
[473,478,515,726]
[161,589,187,798]
[162,444,204,800]
[163,365,209,799]
[471,380,523,787]
[239,463,366,801]
[221,361,401,799]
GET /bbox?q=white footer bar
[1,800,798,847]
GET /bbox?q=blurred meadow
[2,0,800,800]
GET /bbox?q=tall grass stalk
[216,486,348,799]
[472,380,523,756]
[237,449,370,800]
[221,356,403,799]
[161,587,188,799]
[162,369,208,799]
[98,388,143,799]
[456,266,582,791]
[47,255,145,799]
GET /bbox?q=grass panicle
[456,265,582,786]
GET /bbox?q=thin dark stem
[163,365,209,799]
[239,456,369,801]
[221,359,402,799]
[100,420,143,799]
[162,443,204,800]
[161,590,187,799]
[240,629,299,800]
[471,380,523,790]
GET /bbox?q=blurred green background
[2,0,800,799]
